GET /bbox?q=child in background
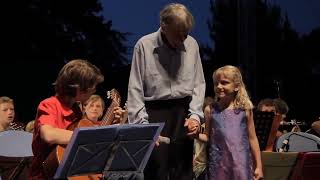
[193,96,213,180]
[0,96,15,132]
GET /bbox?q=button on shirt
[127,28,206,124]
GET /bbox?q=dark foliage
[1,0,130,123]
[201,0,320,123]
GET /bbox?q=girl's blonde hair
[84,94,105,111]
[213,65,253,110]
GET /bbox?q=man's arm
[186,44,206,136]
[127,44,149,124]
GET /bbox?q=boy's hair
[213,65,253,110]
[160,3,194,32]
[54,59,104,97]
[273,98,289,115]
[257,98,275,111]
[0,96,14,105]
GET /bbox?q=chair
[290,152,320,180]
[262,152,298,180]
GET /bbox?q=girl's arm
[40,124,73,145]
[197,105,211,142]
[246,109,263,180]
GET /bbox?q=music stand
[54,123,164,179]
[0,130,33,157]
[254,111,277,151]
[0,131,33,180]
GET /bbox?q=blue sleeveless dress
[207,105,253,180]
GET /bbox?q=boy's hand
[112,107,125,124]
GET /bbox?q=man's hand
[184,118,200,138]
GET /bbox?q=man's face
[261,105,276,113]
[163,24,189,49]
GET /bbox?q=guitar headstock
[107,89,121,106]
[121,101,129,124]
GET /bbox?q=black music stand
[254,111,275,151]
[54,123,164,179]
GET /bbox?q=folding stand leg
[103,172,144,180]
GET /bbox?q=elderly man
[127,3,205,180]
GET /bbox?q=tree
[201,0,319,122]
[1,0,130,122]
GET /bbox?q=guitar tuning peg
[107,91,111,99]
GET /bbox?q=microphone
[158,136,170,144]
[278,139,289,152]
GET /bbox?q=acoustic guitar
[43,89,122,179]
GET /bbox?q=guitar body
[43,119,103,179]
[43,89,121,179]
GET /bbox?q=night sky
[102,0,320,53]
[2,0,319,125]
[101,0,320,123]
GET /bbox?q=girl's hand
[254,167,263,180]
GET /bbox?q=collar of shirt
[156,28,186,52]
[54,96,79,118]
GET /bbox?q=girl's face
[214,74,238,100]
[84,100,104,121]
[0,103,15,125]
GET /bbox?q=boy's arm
[197,105,211,142]
[40,124,73,145]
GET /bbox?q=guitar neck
[100,101,119,126]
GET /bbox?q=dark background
[1,0,319,128]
